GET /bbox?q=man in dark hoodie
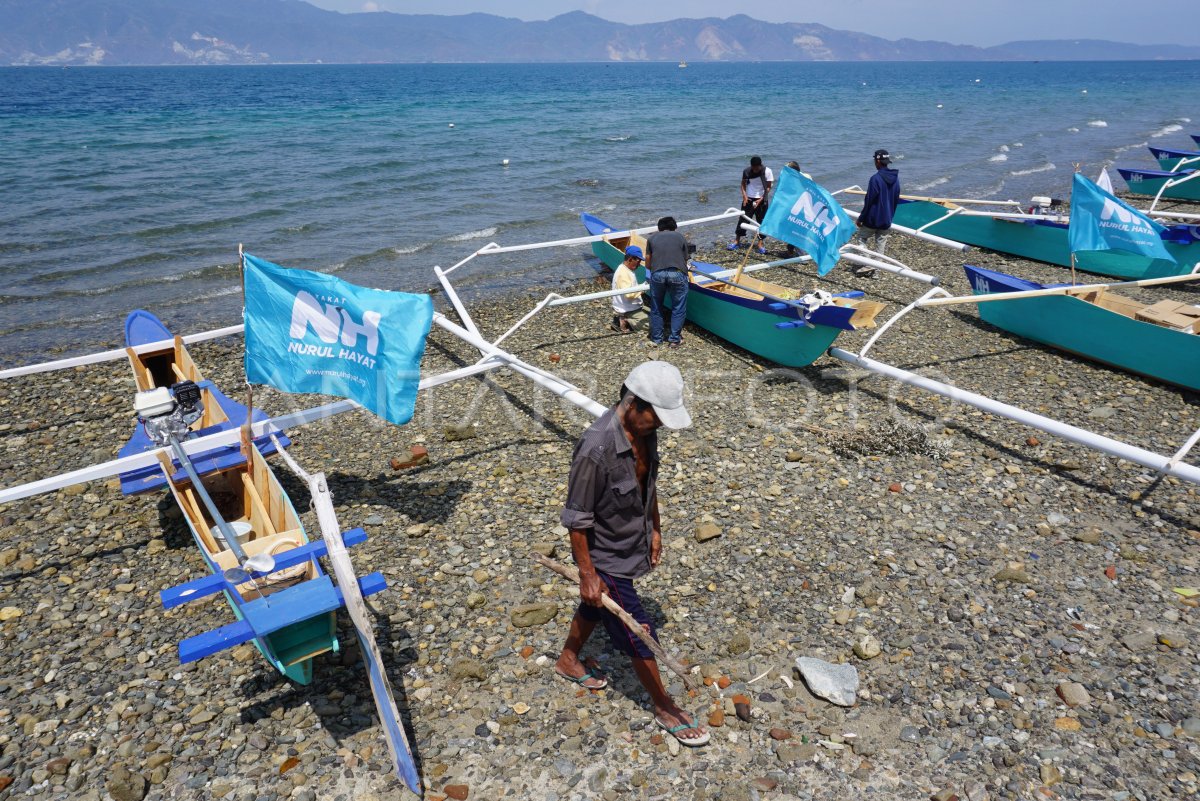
[852,149,900,277]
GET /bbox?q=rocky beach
[1,227,1198,801]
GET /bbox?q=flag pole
[238,244,254,455]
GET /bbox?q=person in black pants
[730,156,773,253]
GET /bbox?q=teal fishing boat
[1118,167,1200,202]
[582,213,886,366]
[1148,145,1200,172]
[964,264,1200,391]
[890,199,1199,279]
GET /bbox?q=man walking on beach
[645,216,690,348]
[610,245,647,333]
[852,148,900,277]
[731,156,773,253]
[554,361,709,747]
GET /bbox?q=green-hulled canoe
[965,264,1200,392]
[1117,167,1200,202]
[891,199,1199,280]
[581,213,886,367]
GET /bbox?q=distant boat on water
[678,60,688,68]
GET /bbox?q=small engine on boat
[1028,196,1064,215]
[134,380,204,446]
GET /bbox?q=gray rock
[105,765,147,801]
[795,657,859,707]
[1056,682,1091,707]
[510,602,558,628]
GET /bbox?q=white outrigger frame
[827,269,1200,485]
[835,184,1200,226]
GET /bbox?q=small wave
[448,226,498,242]
[1009,163,1056,177]
[911,176,949,191]
[1087,120,1108,128]
[1114,140,1148,153]
[391,244,426,255]
[575,178,601,187]
[605,135,631,142]
[988,153,1008,163]
[1067,127,1080,133]
[1012,142,1023,148]
[1151,123,1183,138]
[998,145,1010,153]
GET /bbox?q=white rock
[796,657,859,707]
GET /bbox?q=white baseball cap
[624,361,691,429]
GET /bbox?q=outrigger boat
[1118,166,1200,202]
[962,264,1200,391]
[829,265,1200,485]
[880,196,1200,279]
[117,310,356,685]
[1148,145,1200,172]
[581,212,889,367]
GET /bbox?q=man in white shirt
[610,245,648,333]
[730,156,773,253]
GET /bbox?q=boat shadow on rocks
[234,608,424,777]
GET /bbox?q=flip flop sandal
[656,715,711,747]
[555,664,608,690]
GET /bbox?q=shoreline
[1,233,1198,800]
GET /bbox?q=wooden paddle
[531,552,699,692]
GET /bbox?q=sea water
[1,60,1198,364]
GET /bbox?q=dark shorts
[577,570,658,658]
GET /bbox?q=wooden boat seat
[213,529,312,595]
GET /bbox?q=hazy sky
[305,1,1197,48]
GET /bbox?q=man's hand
[579,569,606,607]
[650,528,663,568]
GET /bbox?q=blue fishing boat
[582,213,886,366]
[964,264,1200,391]
[117,310,289,494]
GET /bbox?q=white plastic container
[210,521,253,549]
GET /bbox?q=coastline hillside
[4,1,1200,65]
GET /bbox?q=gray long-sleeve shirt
[560,406,659,579]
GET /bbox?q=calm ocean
[1,60,1198,364]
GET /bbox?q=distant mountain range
[3,0,1198,66]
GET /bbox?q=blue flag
[1067,172,1175,263]
[759,168,855,275]
[243,254,434,426]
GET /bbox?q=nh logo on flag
[760,167,854,275]
[1067,172,1175,264]
[289,291,382,365]
[243,254,434,425]
[788,192,841,236]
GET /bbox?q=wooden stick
[918,269,1200,309]
[532,552,699,692]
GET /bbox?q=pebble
[796,657,859,706]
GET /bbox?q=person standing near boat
[731,156,774,253]
[852,148,901,276]
[610,245,648,334]
[554,361,709,748]
[645,216,690,348]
